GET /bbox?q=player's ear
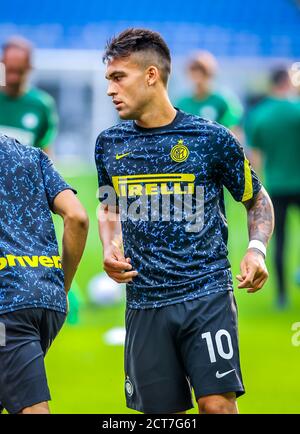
[146,66,159,86]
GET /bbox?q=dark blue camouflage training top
[0,135,74,314]
[95,110,262,309]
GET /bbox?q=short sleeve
[219,95,243,128]
[95,134,113,189]
[37,95,58,149]
[214,127,262,202]
[95,134,118,207]
[244,108,264,150]
[39,151,76,210]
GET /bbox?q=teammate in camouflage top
[0,135,88,414]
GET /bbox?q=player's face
[189,68,211,88]
[2,48,30,90]
[106,56,151,120]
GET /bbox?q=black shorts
[0,308,66,414]
[124,290,245,413]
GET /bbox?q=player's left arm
[244,109,264,177]
[219,93,243,134]
[215,126,274,293]
[37,94,59,155]
[237,187,274,292]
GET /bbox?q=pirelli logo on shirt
[0,255,62,271]
[112,173,196,197]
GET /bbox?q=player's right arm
[36,91,59,155]
[39,150,89,293]
[53,190,89,293]
[244,108,264,176]
[95,133,138,283]
[98,205,138,283]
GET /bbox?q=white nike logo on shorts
[216,369,235,379]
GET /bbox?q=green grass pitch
[45,170,300,414]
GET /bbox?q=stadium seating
[1,0,300,57]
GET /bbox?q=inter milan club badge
[125,377,134,397]
[170,139,189,162]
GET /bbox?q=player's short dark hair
[103,28,171,85]
[270,67,289,86]
[2,36,33,64]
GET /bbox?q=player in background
[245,67,300,308]
[176,51,243,138]
[95,28,274,414]
[0,135,89,414]
[0,37,58,155]
[0,37,84,321]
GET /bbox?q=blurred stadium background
[1,0,300,414]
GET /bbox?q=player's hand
[236,249,269,293]
[103,244,138,284]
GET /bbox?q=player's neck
[271,83,291,99]
[135,97,177,129]
[194,86,210,100]
[271,87,290,99]
[3,84,25,98]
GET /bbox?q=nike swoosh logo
[216,369,235,379]
[116,152,131,160]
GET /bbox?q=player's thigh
[270,195,289,230]
[0,309,51,414]
[124,307,193,414]
[291,193,300,208]
[40,309,66,355]
[179,291,245,401]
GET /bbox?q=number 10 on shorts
[201,329,233,363]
